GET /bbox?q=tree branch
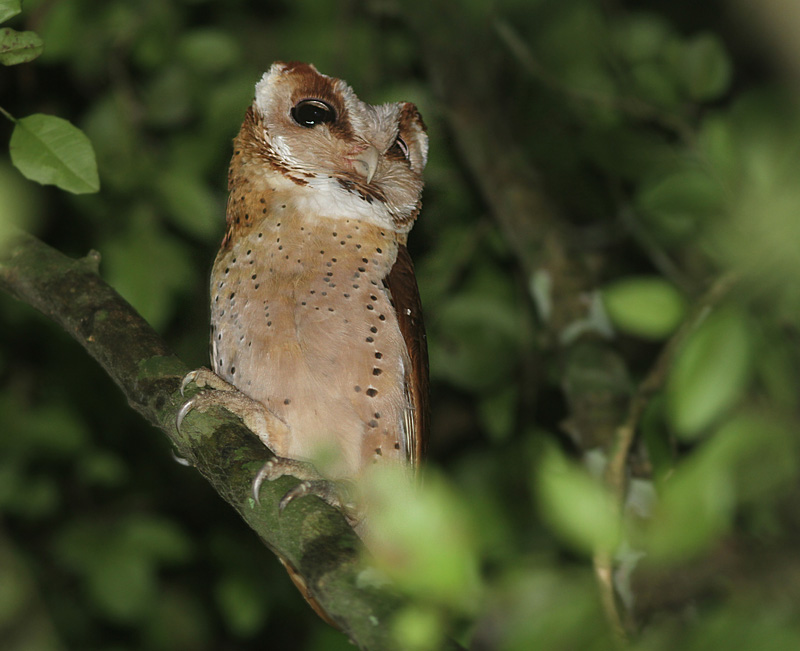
[0,229,459,651]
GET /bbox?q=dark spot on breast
[354,385,362,393]
[284,398,291,405]
[374,352,382,359]
[372,368,382,376]
[366,388,378,397]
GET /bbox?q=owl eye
[291,99,336,127]
[389,135,409,159]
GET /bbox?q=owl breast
[210,194,411,479]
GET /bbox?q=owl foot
[253,457,359,524]
[176,368,288,450]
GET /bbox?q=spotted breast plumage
[179,61,429,577]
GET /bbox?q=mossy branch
[0,229,462,651]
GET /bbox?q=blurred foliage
[2,0,800,649]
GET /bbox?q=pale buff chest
[209,203,411,479]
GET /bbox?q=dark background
[2,0,800,649]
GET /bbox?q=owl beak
[351,145,380,184]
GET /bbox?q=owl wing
[385,244,429,466]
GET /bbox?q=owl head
[247,61,428,232]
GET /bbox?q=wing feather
[385,244,429,466]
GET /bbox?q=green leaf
[121,515,193,564]
[0,0,21,24]
[391,606,445,651]
[637,168,723,242]
[535,445,620,554]
[9,114,100,194]
[616,13,671,63]
[76,451,128,488]
[215,573,269,636]
[88,547,155,623]
[644,440,735,561]
[676,33,732,101]
[364,467,480,612]
[0,27,43,65]
[431,274,523,391]
[103,212,194,329]
[642,412,794,562]
[602,276,687,340]
[667,307,753,439]
[177,29,242,74]
[157,168,220,239]
[478,385,518,442]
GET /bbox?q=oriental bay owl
[180,61,429,548]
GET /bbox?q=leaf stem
[0,105,16,122]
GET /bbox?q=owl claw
[278,480,346,513]
[251,457,358,525]
[179,370,200,397]
[175,395,197,432]
[252,458,280,505]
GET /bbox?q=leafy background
[3,0,800,649]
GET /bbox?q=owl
[178,61,429,619]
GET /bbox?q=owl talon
[279,480,338,512]
[251,457,358,525]
[175,369,289,451]
[179,370,200,397]
[177,368,235,432]
[175,395,198,432]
